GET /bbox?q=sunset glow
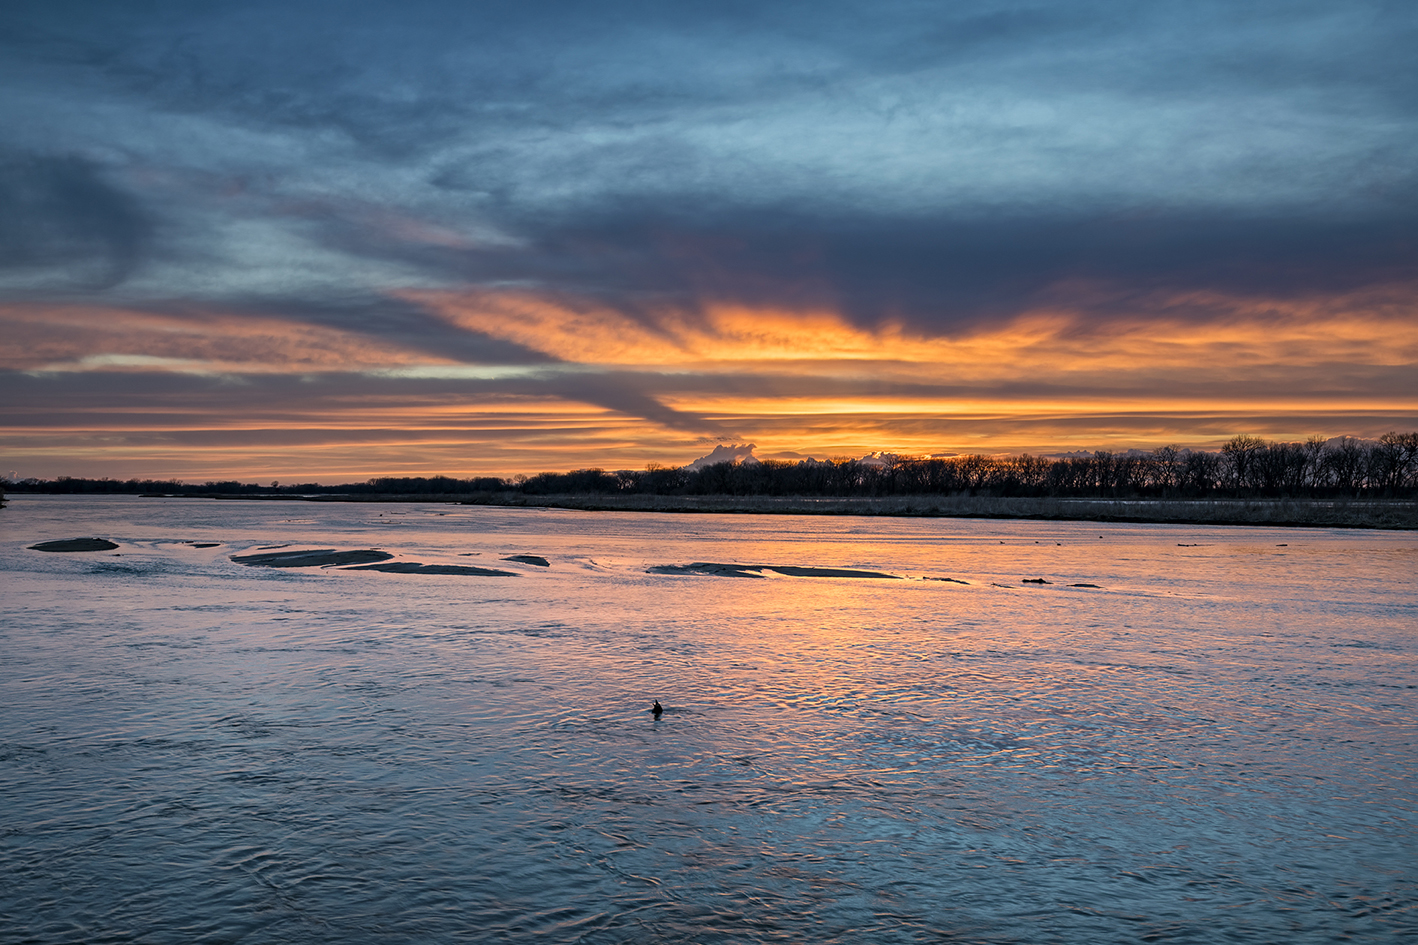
[2,3,1414,480]
[413,286,1418,375]
[5,283,1413,479]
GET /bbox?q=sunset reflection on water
[2,497,1414,943]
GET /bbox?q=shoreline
[129,491,1418,529]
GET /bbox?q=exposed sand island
[231,549,394,567]
[29,538,119,552]
[346,562,518,576]
[229,547,522,575]
[648,562,900,579]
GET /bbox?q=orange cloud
[3,285,1413,480]
[407,285,1418,383]
[0,304,450,374]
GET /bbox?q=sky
[2,0,1416,481]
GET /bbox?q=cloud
[685,443,759,470]
[3,275,1412,478]
[407,283,1418,379]
[0,302,459,373]
[0,152,151,289]
[447,206,1417,333]
[0,0,1414,477]
[5,1,1413,323]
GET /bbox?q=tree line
[519,433,1418,499]
[6,433,1417,500]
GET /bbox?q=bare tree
[953,454,993,491]
[1221,435,1267,491]
[1323,437,1367,495]
[1005,454,1049,493]
[1182,450,1221,494]
[1374,431,1418,492]
[1300,436,1328,489]
[1151,445,1182,494]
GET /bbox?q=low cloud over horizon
[3,1,1415,481]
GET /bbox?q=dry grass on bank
[451,493,1418,529]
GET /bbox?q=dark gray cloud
[0,152,150,288]
[434,203,1418,330]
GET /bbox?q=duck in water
[651,700,663,718]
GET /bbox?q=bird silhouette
[651,700,663,718]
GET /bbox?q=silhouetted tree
[1323,437,1367,495]
[1373,432,1418,492]
[1221,435,1267,491]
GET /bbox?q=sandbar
[29,538,118,552]
[345,562,518,576]
[648,562,899,579]
[231,548,394,568]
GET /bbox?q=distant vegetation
[6,433,1417,500]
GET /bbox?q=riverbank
[154,491,1418,528]
[464,493,1418,528]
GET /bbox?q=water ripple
[1,497,1415,943]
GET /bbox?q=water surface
[2,496,1415,943]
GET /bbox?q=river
[2,495,1414,943]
